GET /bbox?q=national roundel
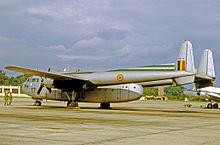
[117,74,124,81]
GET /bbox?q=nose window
[24,84,29,88]
[31,78,40,82]
[31,88,36,93]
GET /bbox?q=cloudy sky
[0,0,219,84]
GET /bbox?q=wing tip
[5,65,19,71]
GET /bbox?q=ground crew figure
[8,92,13,106]
[184,97,192,108]
[4,91,9,106]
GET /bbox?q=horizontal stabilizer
[139,75,195,87]
[174,75,195,86]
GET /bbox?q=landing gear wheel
[213,103,218,109]
[207,103,212,109]
[67,101,78,108]
[187,104,192,108]
[34,100,41,106]
[100,103,111,109]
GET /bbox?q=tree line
[143,86,187,100]
[0,70,29,86]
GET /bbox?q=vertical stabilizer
[176,40,195,72]
[195,49,215,89]
[198,49,215,78]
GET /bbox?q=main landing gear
[207,102,219,109]
[67,101,78,108]
[100,103,111,109]
[65,92,79,108]
[34,100,42,106]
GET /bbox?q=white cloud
[57,54,108,60]
[0,36,20,43]
[39,45,68,51]
[116,45,131,57]
[73,37,104,49]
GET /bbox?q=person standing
[8,92,13,106]
[184,97,192,108]
[4,90,9,106]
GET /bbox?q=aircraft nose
[20,82,28,94]
[20,83,25,94]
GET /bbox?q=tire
[100,103,110,109]
[213,103,218,109]
[37,101,41,106]
[207,103,212,109]
[67,101,78,108]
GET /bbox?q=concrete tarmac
[0,98,220,145]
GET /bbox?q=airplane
[196,86,220,108]
[5,40,196,109]
[184,49,218,109]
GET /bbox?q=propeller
[37,78,52,95]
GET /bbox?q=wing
[5,66,90,82]
[195,74,215,89]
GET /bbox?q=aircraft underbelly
[78,88,134,103]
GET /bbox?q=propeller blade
[37,85,44,95]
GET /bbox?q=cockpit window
[32,78,40,82]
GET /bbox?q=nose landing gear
[67,101,78,108]
[34,100,42,106]
[64,92,79,108]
